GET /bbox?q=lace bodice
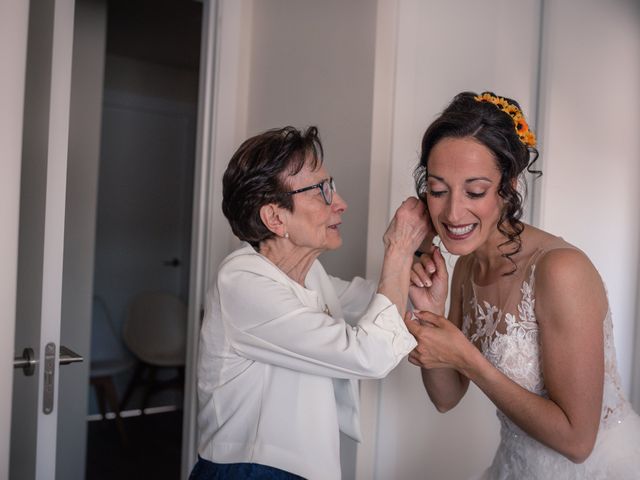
[464,270,545,397]
[461,249,630,434]
[460,240,640,479]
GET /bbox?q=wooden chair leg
[92,378,107,421]
[141,365,157,412]
[102,376,129,448]
[90,375,130,448]
[119,362,144,411]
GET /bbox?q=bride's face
[425,136,504,257]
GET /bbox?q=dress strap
[526,237,580,274]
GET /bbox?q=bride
[405,91,640,478]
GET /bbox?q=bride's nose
[444,191,466,223]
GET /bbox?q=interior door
[10,0,77,478]
[0,0,30,476]
[95,91,196,326]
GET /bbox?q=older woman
[191,126,427,480]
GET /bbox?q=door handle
[14,347,36,376]
[163,257,181,267]
[14,343,84,413]
[59,345,83,365]
[14,345,83,378]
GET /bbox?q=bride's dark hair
[414,91,541,273]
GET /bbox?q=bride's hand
[409,244,448,316]
[404,310,470,371]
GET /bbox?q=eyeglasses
[286,177,336,205]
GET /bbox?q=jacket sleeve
[217,261,416,380]
[327,274,377,327]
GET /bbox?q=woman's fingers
[405,311,444,369]
[403,195,426,213]
[420,254,437,275]
[412,249,439,287]
[385,197,429,253]
[412,309,442,326]
[411,262,432,288]
[431,246,448,280]
[410,270,425,288]
[403,311,421,336]
[407,355,421,367]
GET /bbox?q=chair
[90,295,136,446]
[119,292,187,412]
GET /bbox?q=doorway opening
[86,1,202,478]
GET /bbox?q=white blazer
[196,244,417,479]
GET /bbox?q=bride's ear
[259,203,288,238]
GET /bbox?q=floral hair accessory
[474,92,537,147]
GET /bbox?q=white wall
[536,0,640,397]
[245,0,378,282]
[0,2,29,478]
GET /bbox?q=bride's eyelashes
[427,190,447,198]
[466,191,487,199]
[427,189,488,199]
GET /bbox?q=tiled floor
[85,410,183,479]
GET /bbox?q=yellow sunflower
[523,131,537,147]
[494,97,510,111]
[474,92,536,147]
[515,117,528,133]
[474,93,496,103]
[504,104,521,118]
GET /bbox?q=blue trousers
[189,456,305,480]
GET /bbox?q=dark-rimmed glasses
[286,177,336,205]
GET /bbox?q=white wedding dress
[460,239,640,479]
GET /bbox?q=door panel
[0,0,29,475]
[11,0,76,478]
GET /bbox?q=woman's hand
[409,245,448,316]
[383,197,429,255]
[377,197,429,317]
[403,310,472,372]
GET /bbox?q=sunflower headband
[474,92,537,147]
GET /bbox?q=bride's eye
[467,191,487,199]
[428,190,447,198]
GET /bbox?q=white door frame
[181,0,253,476]
[180,0,219,475]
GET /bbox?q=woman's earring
[284,232,289,239]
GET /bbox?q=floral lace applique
[463,266,545,395]
[600,309,630,427]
